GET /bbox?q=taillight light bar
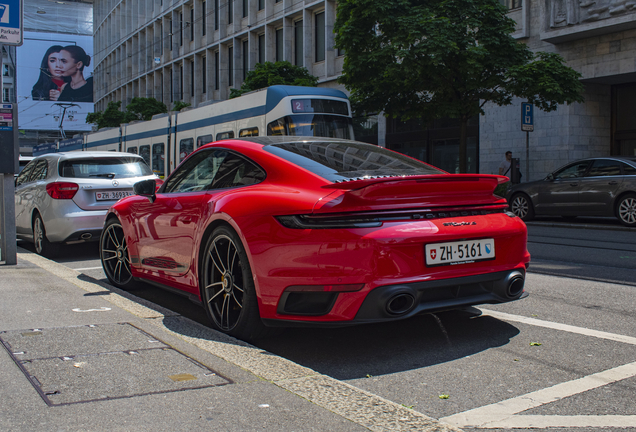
[46,182,79,199]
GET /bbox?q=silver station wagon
[507,157,636,227]
[15,152,159,257]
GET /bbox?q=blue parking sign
[0,0,22,46]
[521,102,534,132]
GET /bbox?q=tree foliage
[230,61,319,98]
[173,101,191,111]
[335,0,585,172]
[86,97,168,130]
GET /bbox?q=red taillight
[46,182,79,199]
[154,178,164,191]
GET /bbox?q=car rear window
[59,157,153,179]
[264,141,444,182]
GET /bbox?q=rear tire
[100,218,137,290]
[200,225,270,341]
[510,194,535,221]
[33,214,60,258]
[616,194,636,227]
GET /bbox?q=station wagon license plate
[96,191,133,201]
[425,238,495,266]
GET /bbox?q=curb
[16,248,462,432]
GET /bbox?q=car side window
[587,159,621,177]
[29,160,48,181]
[622,162,636,175]
[163,150,220,193]
[553,162,590,179]
[208,152,266,190]
[15,160,37,186]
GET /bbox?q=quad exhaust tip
[506,272,525,298]
[386,292,416,316]
[80,233,92,240]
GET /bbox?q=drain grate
[0,323,231,406]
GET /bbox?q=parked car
[15,152,159,257]
[100,137,530,340]
[16,155,35,178]
[507,157,636,227]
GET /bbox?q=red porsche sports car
[100,137,530,340]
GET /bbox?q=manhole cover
[0,323,231,406]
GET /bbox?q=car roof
[38,152,144,160]
[213,136,371,148]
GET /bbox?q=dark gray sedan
[507,157,636,227]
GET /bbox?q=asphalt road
[16,218,636,431]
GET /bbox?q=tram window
[139,145,151,166]
[216,131,235,140]
[152,143,165,178]
[267,119,285,136]
[197,134,213,148]
[179,138,194,163]
[239,127,259,137]
[127,147,138,154]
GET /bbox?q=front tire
[100,218,136,290]
[510,193,535,221]
[616,194,636,227]
[33,213,60,258]
[201,225,266,341]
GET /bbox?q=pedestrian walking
[499,151,512,176]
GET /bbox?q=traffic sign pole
[521,103,534,183]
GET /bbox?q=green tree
[335,0,585,172]
[230,61,319,99]
[86,98,168,130]
[172,101,191,111]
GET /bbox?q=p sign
[0,0,22,46]
[521,102,534,132]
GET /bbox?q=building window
[190,9,194,41]
[215,0,219,30]
[180,13,183,46]
[228,0,233,24]
[499,0,522,9]
[202,56,207,93]
[243,0,248,18]
[258,0,264,10]
[191,61,195,97]
[276,28,283,62]
[315,12,325,62]
[169,20,173,48]
[170,68,174,102]
[242,40,249,80]
[294,20,303,66]
[160,21,164,55]
[229,46,234,86]
[2,87,10,103]
[180,64,184,99]
[215,51,219,90]
[258,34,265,64]
[202,1,206,36]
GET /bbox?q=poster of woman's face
[17,32,94,131]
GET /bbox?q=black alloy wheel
[617,194,636,227]
[510,193,535,221]
[100,218,135,289]
[33,213,59,257]
[201,225,266,340]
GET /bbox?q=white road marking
[73,266,103,271]
[479,415,636,428]
[480,309,636,346]
[441,361,636,428]
[442,309,636,428]
[71,307,111,312]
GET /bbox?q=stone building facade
[483,0,636,180]
[93,0,636,178]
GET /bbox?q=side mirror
[546,173,554,181]
[134,179,156,202]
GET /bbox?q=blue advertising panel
[0,0,22,45]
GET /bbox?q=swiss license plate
[96,191,133,201]
[425,238,495,266]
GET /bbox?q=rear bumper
[263,269,527,328]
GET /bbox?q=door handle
[608,181,618,185]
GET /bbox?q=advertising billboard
[17,31,93,131]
